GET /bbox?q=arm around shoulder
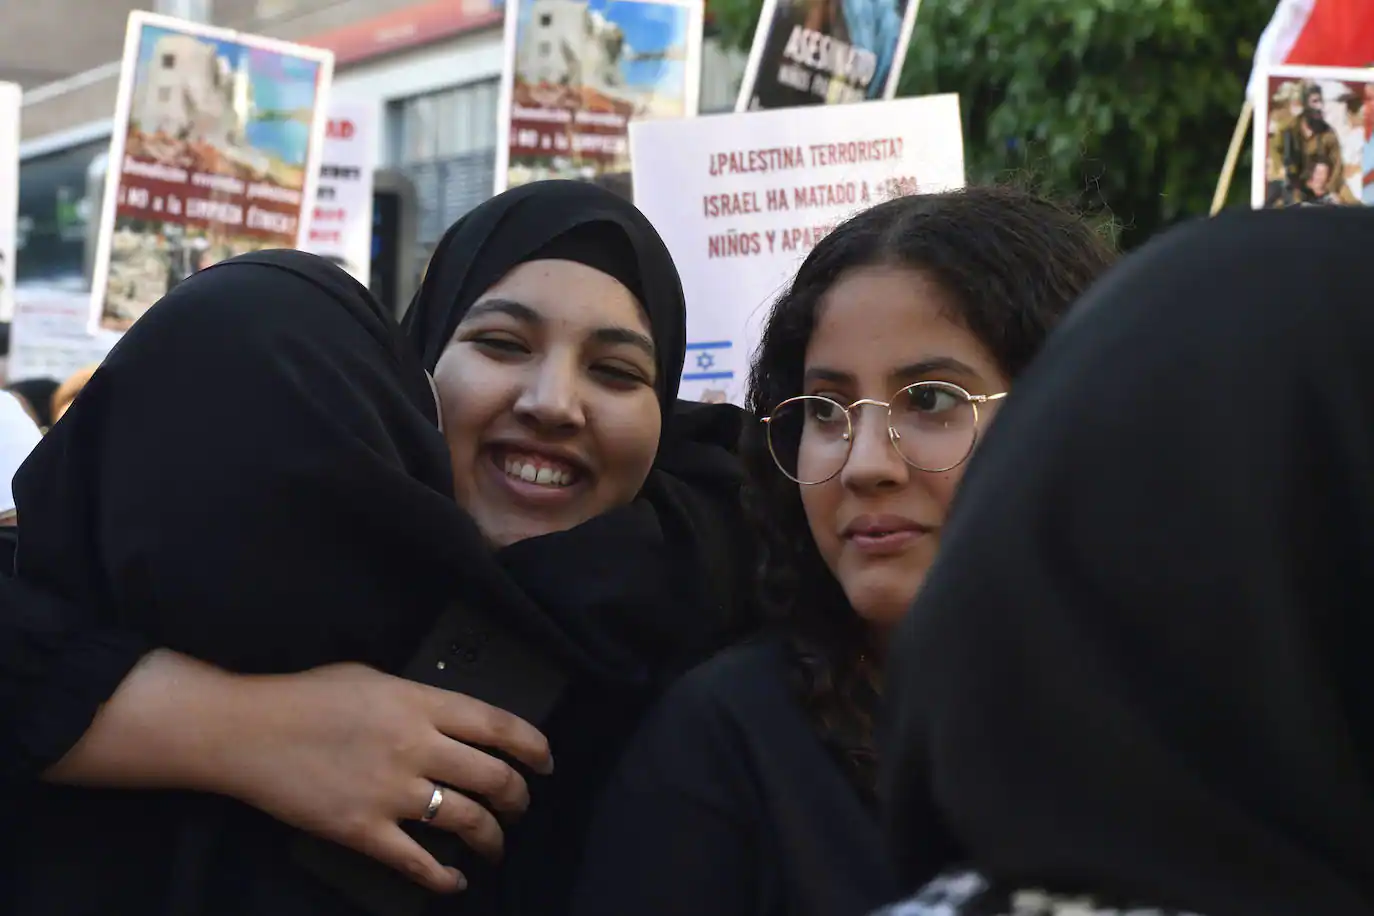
[0,573,160,782]
[39,648,260,796]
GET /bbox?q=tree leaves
[706,0,1275,247]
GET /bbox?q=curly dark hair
[742,186,1118,803]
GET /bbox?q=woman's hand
[220,662,554,893]
[44,652,551,896]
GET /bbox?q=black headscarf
[402,180,750,687]
[404,180,684,412]
[13,250,475,675]
[881,207,1374,915]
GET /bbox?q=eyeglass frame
[760,380,1008,485]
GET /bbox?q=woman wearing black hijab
[875,206,1374,915]
[403,180,755,911]
[1,183,754,915]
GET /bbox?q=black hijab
[881,207,1374,915]
[12,250,473,676]
[6,252,511,915]
[405,179,684,410]
[403,180,751,687]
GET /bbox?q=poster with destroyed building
[496,0,702,192]
[735,0,919,111]
[89,11,333,332]
[0,82,18,324]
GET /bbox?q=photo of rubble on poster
[496,0,702,192]
[90,12,332,331]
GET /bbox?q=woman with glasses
[571,186,1117,916]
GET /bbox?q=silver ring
[422,784,444,823]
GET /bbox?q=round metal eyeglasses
[761,380,1007,485]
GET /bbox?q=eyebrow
[463,297,656,359]
[463,298,540,324]
[803,356,982,388]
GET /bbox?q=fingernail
[452,869,468,891]
[541,755,555,776]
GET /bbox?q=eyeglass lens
[767,382,980,484]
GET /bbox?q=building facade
[13,0,744,295]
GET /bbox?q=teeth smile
[502,455,577,488]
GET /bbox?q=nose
[514,356,585,432]
[838,405,907,493]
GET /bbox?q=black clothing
[573,638,898,916]
[880,206,1374,915]
[3,179,754,916]
[8,251,474,915]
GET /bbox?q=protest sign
[305,100,376,286]
[1253,64,1374,209]
[736,0,919,111]
[0,82,18,322]
[90,11,333,332]
[630,93,963,404]
[8,289,120,384]
[496,0,702,192]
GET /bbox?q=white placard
[0,82,18,323]
[630,92,964,403]
[8,288,120,384]
[305,100,377,286]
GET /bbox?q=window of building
[387,79,499,281]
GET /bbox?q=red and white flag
[1248,0,1374,98]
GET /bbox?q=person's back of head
[880,205,1374,915]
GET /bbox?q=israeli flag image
[683,340,734,382]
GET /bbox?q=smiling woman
[396,180,761,913]
[434,226,664,547]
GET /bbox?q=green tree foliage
[709,0,1276,248]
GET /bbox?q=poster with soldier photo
[90,11,333,332]
[1253,65,1374,210]
[734,0,920,111]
